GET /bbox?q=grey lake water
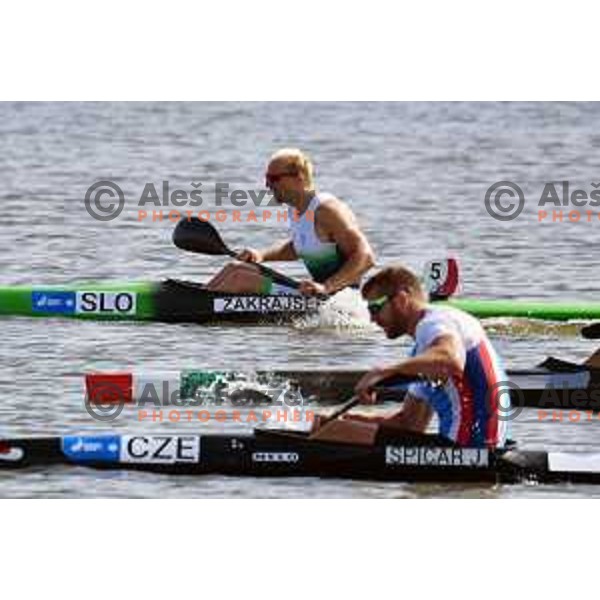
[1,101,600,497]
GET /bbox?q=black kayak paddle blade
[172,218,313,294]
[582,323,600,339]
[173,218,234,256]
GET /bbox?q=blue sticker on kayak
[62,436,121,462]
[31,291,76,314]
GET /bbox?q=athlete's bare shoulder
[315,194,359,228]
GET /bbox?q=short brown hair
[362,265,425,299]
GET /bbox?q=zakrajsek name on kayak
[137,209,315,224]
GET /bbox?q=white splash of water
[293,288,378,331]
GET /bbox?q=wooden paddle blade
[172,218,234,256]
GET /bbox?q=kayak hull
[447,297,600,321]
[1,279,600,323]
[0,279,320,323]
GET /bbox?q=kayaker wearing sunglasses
[206,148,375,296]
[312,265,511,449]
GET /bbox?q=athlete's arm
[316,199,375,293]
[239,240,298,263]
[355,334,465,402]
[379,334,465,382]
[261,239,298,262]
[386,396,434,434]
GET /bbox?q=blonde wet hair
[269,148,315,189]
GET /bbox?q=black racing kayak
[1,429,600,485]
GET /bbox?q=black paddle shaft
[172,218,307,291]
[308,375,420,440]
[317,374,419,425]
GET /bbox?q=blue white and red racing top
[407,306,510,448]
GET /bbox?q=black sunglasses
[367,289,408,316]
[367,295,391,316]
[266,171,298,186]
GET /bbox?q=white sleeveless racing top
[288,193,344,283]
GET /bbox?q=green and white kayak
[446,297,600,322]
[0,279,320,323]
[0,278,599,324]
